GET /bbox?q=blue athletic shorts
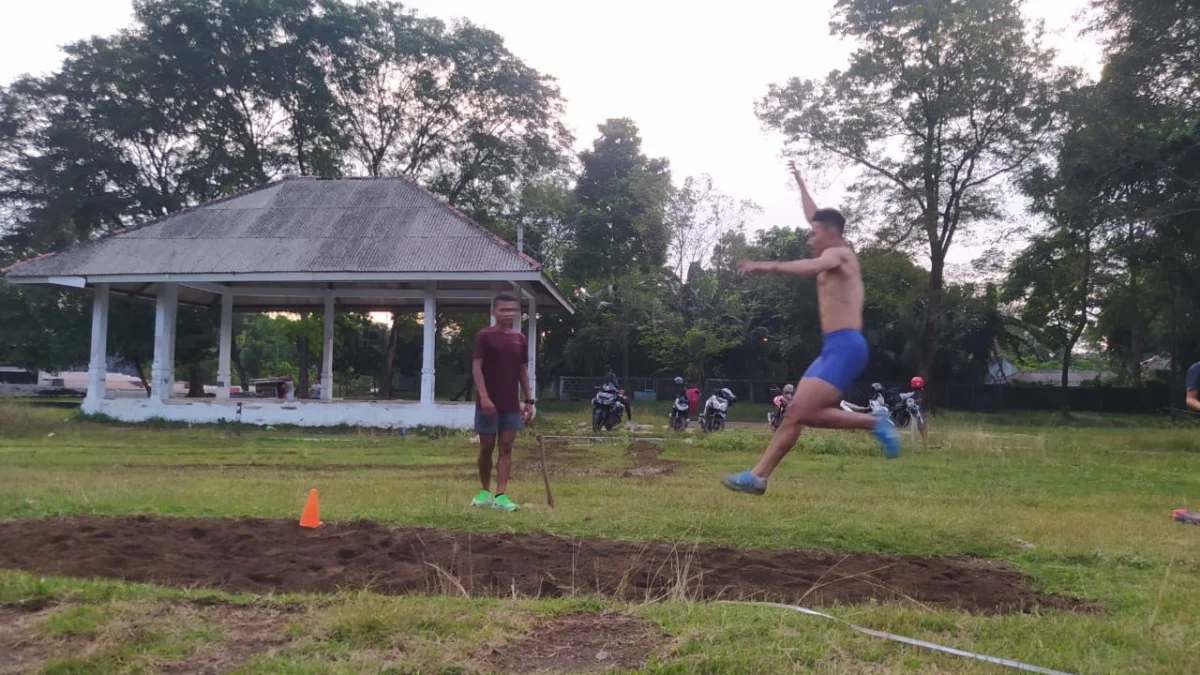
[475,409,522,435]
[803,328,869,393]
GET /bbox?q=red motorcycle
[767,384,794,430]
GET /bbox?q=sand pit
[0,516,1082,614]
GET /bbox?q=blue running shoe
[722,470,767,495]
[873,415,901,459]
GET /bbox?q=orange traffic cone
[299,488,322,528]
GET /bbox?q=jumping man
[722,162,900,495]
[471,292,535,512]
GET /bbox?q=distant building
[985,358,1020,385]
[1140,355,1172,379]
[985,358,1116,387]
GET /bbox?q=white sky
[1,0,1103,268]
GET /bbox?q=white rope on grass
[718,601,1075,675]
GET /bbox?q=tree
[666,175,761,281]
[0,283,89,374]
[564,119,672,284]
[1004,227,1102,414]
[756,0,1074,383]
[1083,0,1200,397]
[640,270,745,388]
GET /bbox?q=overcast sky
[1,0,1103,268]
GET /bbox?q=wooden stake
[537,434,555,508]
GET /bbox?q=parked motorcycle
[592,382,627,432]
[767,384,795,430]
[701,388,737,432]
[840,382,928,443]
[668,377,690,432]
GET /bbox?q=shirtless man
[722,162,900,495]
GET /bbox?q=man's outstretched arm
[739,248,843,278]
[788,160,818,225]
[1187,388,1200,411]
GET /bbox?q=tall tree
[564,119,672,284]
[756,0,1074,383]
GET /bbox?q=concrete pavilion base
[80,397,475,429]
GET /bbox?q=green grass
[0,401,1198,673]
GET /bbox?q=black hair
[493,291,520,306]
[812,208,846,234]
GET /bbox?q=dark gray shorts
[475,409,522,435]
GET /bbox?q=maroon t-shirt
[473,326,527,413]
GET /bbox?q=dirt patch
[157,603,294,675]
[0,602,58,675]
[581,460,676,478]
[0,516,1082,615]
[0,600,293,675]
[626,441,660,461]
[484,611,667,673]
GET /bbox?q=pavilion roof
[2,176,572,313]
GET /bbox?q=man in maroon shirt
[470,292,535,512]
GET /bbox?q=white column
[150,283,178,401]
[216,293,233,399]
[421,289,437,405]
[322,295,335,401]
[86,284,111,404]
[527,293,537,399]
[166,292,178,394]
[489,296,496,327]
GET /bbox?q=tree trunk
[620,325,631,392]
[1168,268,1181,421]
[187,366,205,398]
[1127,223,1143,387]
[1130,304,1144,387]
[918,255,945,409]
[1060,348,1073,419]
[131,357,151,396]
[452,377,473,402]
[382,312,400,399]
[1062,230,1094,419]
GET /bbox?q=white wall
[80,397,475,429]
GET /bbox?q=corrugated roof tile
[5,177,541,277]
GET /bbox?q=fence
[928,383,1171,415]
[554,376,1174,414]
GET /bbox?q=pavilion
[1,176,573,428]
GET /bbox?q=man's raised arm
[788,160,818,225]
[738,248,843,278]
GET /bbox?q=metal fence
[928,383,1171,414]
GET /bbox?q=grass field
[0,400,1198,674]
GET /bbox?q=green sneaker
[470,490,492,507]
[491,493,518,512]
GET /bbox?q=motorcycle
[668,392,690,432]
[840,383,928,443]
[591,382,627,432]
[701,388,737,432]
[767,385,794,430]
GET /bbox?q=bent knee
[788,402,824,425]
